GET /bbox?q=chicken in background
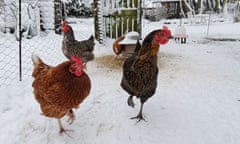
[32,55,91,134]
[120,26,172,121]
[112,35,125,56]
[113,32,140,58]
[62,21,95,64]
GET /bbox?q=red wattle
[159,37,169,45]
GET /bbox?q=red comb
[62,21,70,33]
[162,26,171,37]
[62,21,67,26]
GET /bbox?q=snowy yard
[0,18,240,144]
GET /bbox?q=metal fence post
[19,0,22,81]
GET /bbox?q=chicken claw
[67,109,75,125]
[59,127,74,135]
[127,96,135,108]
[58,119,73,136]
[130,103,146,122]
[130,114,146,122]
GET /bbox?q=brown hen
[32,55,91,134]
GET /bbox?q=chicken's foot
[130,103,146,122]
[57,119,73,135]
[127,95,135,108]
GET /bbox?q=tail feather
[32,53,41,66]
[84,36,95,52]
[88,35,94,41]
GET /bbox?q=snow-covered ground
[0,17,240,144]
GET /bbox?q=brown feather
[113,35,125,55]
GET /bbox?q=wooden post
[94,0,105,43]
[54,0,62,34]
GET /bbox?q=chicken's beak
[83,63,87,70]
[169,35,174,39]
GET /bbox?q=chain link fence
[0,30,65,88]
[0,0,94,88]
[0,0,67,87]
[0,34,19,86]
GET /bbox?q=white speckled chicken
[62,21,95,64]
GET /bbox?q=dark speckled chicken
[120,27,171,121]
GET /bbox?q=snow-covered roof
[143,0,181,8]
[159,0,182,2]
[61,0,92,6]
[119,31,139,45]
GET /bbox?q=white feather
[31,53,40,65]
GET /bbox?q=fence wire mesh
[0,34,19,87]
[0,31,66,87]
[0,0,65,87]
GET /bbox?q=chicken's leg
[57,119,73,134]
[58,119,66,133]
[130,102,146,122]
[127,95,135,108]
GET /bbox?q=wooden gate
[94,0,142,43]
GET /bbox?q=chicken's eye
[159,32,165,37]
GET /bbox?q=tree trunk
[210,0,214,11]
[192,0,197,14]
[197,0,202,14]
[93,0,99,40]
[222,0,227,12]
[214,0,220,13]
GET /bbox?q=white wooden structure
[174,25,188,44]
[94,0,142,44]
[119,31,139,57]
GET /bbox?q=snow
[119,31,139,44]
[0,17,240,144]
